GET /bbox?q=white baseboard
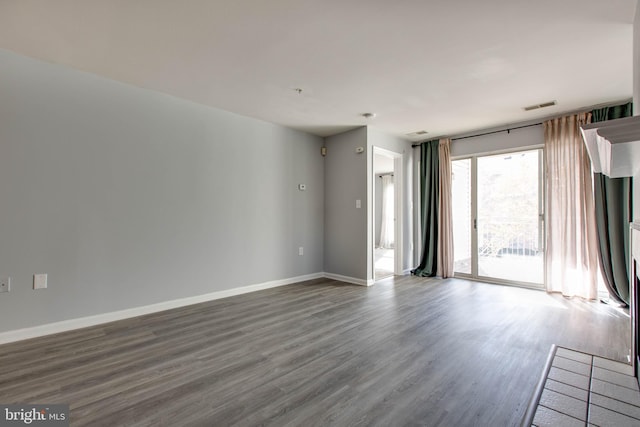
[323,272,373,287]
[0,272,324,345]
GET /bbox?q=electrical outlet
[33,274,47,290]
[298,246,304,256]
[0,277,10,293]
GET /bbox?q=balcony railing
[478,219,541,258]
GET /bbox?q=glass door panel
[476,150,543,284]
[452,159,472,274]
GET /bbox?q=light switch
[356,199,361,209]
[34,274,47,290]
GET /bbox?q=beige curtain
[437,138,454,278]
[379,175,395,249]
[544,112,599,299]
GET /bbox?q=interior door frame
[371,146,404,281]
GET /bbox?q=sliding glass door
[452,159,472,275]
[452,149,544,287]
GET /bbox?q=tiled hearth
[526,346,640,426]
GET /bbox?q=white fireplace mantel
[581,115,640,178]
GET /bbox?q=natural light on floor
[375,248,394,279]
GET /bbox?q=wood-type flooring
[0,276,630,426]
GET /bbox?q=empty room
[1,1,640,426]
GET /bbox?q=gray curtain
[412,140,439,277]
[592,102,633,305]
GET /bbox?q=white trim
[0,272,324,345]
[393,155,404,276]
[323,272,373,287]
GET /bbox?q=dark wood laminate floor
[0,276,630,426]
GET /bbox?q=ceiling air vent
[524,100,557,111]
[406,130,428,137]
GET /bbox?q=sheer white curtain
[379,175,394,249]
[437,138,454,278]
[544,112,599,299]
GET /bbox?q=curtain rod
[411,122,542,147]
[378,173,394,177]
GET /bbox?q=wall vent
[406,130,428,136]
[524,100,557,111]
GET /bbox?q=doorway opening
[373,147,403,281]
[452,148,544,288]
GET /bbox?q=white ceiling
[0,0,635,139]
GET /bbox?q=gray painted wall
[323,127,368,280]
[323,127,413,282]
[368,128,414,274]
[451,123,544,158]
[0,50,324,333]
